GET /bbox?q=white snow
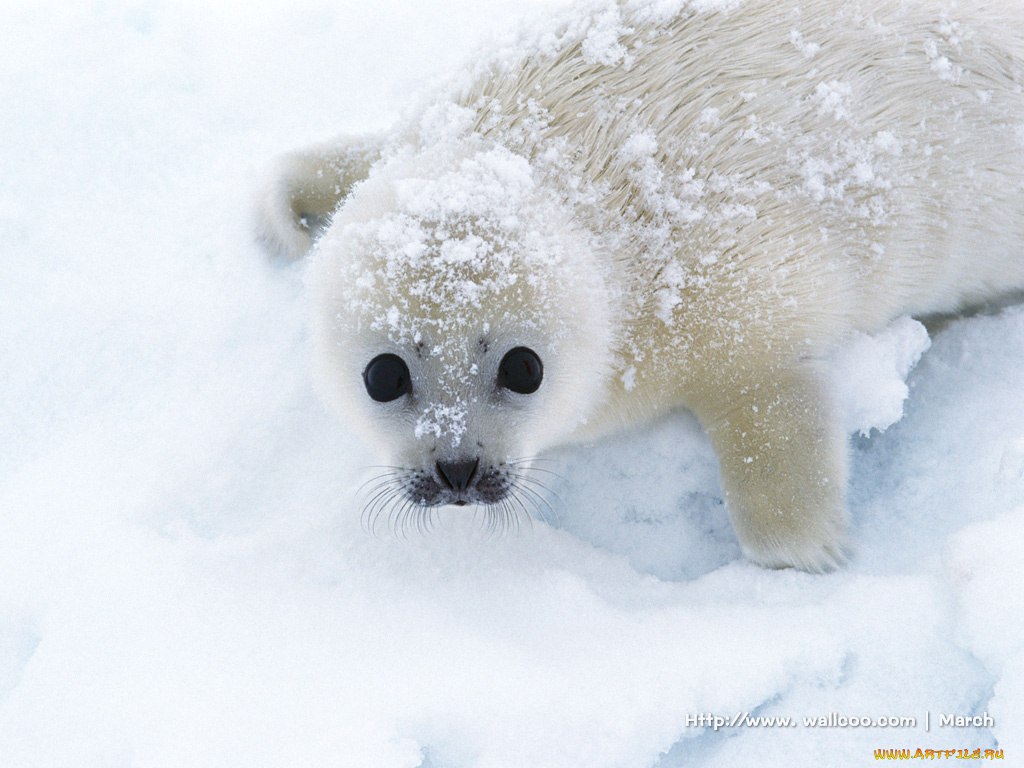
[946,507,1024,752]
[2,1,1022,766]
[831,316,932,437]
[789,29,820,59]
[580,6,634,67]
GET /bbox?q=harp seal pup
[256,0,1024,571]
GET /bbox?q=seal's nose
[436,459,479,492]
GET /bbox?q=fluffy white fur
[256,0,1024,571]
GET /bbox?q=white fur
[257,0,1024,571]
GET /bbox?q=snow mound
[946,507,1024,753]
[831,316,932,436]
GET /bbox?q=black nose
[436,459,479,492]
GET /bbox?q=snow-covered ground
[2,0,1022,765]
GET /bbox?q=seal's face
[360,343,544,508]
[309,143,615,523]
[354,334,549,513]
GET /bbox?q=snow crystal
[415,402,469,445]
[618,130,658,161]
[873,130,902,155]
[698,106,720,124]
[580,6,633,67]
[621,365,637,391]
[813,80,853,122]
[924,37,963,83]
[789,29,820,59]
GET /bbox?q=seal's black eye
[363,354,411,402]
[497,346,543,395]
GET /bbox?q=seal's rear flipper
[254,134,384,260]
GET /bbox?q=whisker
[401,498,423,539]
[366,489,400,536]
[485,500,501,536]
[416,503,435,536]
[507,498,523,534]
[507,455,561,466]
[481,502,499,537]
[361,478,403,535]
[512,481,549,525]
[519,466,567,482]
[366,479,393,509]
[505,456,568,483]
[517,472,556,496]
[356,470,404,495]
[482,505,496,537]
[504,489,530,533]
[490,499,512,536]
[380,495,407,536]
[511,473,563,527]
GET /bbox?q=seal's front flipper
[699,363,850,573]
[254,133,384,260]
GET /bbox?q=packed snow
[1,0,1022,766]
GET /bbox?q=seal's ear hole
[364,354,412,402]
[497,347,543,394]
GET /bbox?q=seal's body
[257,0,1024,571]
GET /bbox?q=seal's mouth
[359,461,548,535]
[407,482,509,508]
[396,463,514,508]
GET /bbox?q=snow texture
[1,0,1022,766]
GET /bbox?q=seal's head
[309,142,616,523]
